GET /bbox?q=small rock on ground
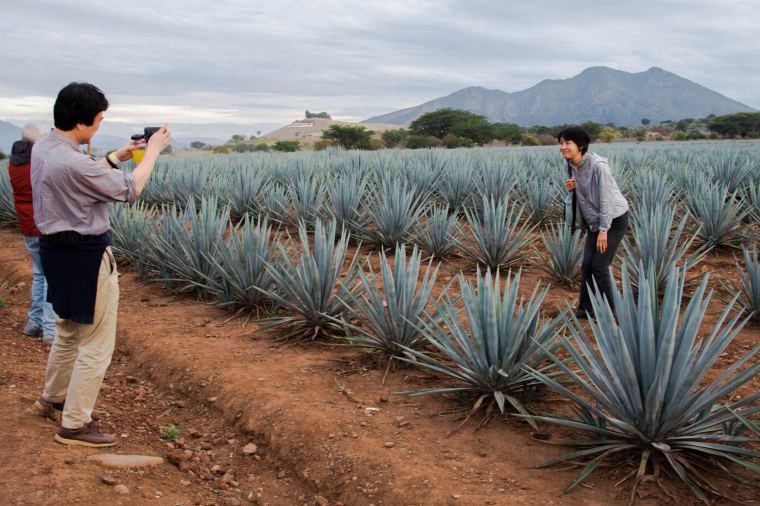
[88,454,164,468]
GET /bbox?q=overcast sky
[1,0,758,137]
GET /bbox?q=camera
[130,127,161,143]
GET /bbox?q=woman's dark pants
[578,212,629,316]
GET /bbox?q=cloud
[0,0,757,136]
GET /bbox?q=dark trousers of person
[578,212,629,315]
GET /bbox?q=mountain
[1,120,22,154]
[363,67,756,127]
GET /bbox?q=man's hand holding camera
[111,125,171,163]
[144,125,171,158]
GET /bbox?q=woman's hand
[564,177,575,191]
[597,231,608,253]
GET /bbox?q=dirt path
[0,242,316,505]
[1,228,756,505]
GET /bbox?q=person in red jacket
[8,123,57,343]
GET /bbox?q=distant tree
[442,134,474,149]
[273,140,300,152]
[313,139,336,151]
[409,108,487,139]
[491,123,523,144]
[190,141,206,149]
[675,118,694,132]
[708,112,760,138]
[234,143,249,153]
[405,135,444,149]
[321,124,371,150]
[212,145,230,154]
[0,149,6,160]
[634,128,646,142]
[598,126,621,143]
[256,130,262,137]
[252,143,270,152]
[381,128,407,148]
[161,144,173,155]
[305,111,331,119]
[528,125,552,136]
[449,116,494,145]
[520,133,540,146]
[231,134,247,142]
[368,138,386,150]
[580,121,603,142]
[641,118,651,126]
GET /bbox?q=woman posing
[559,126,629,319]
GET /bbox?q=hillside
[263,118,398,142]
[364,67,756,127]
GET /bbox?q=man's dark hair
[53,82,109,130]
[557,126,591,154]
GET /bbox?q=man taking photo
[31,82,171,447]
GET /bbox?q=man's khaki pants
[42,248,119,429]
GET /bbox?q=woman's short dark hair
[557,126,591,154]
[53,82,109,131]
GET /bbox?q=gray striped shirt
[31,131,136,235]
[566,152,628,231]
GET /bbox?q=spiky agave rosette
[524,264,760,503]
[720,247,760,324]
[396,268,563,429]
[258,218,361,341]
[337,243,441,359]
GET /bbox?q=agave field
[2,141,759,502]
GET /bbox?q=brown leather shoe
[34,396,64,420]
[54,421,116,447]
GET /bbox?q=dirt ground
[0,228,757,505]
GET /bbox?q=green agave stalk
[151,197,231,294]
[198,215,277,313]
[476,163,516,206]
[363,177,426,249]
[414,205,459,260]
[327,171,368,235]
[339,244,440,356]
[458,195,535,271]
[524,264,760,502]
[108,201,157,280]
[704,151,754,193]
[519,176,561,226]
[404,160,440,202]
[263,183,289,224]
[398,268,563,426]
[621,205,707,291]
[286,173,326,229]
[630,169,678,212]
[743,183,760,224]
[685,180,749,249]
[227,169,269,221]
[437,162,473,213]
[0,166,18,227]
[540,222,584,288]
[260,218,361,341]
[720,247,760,324]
